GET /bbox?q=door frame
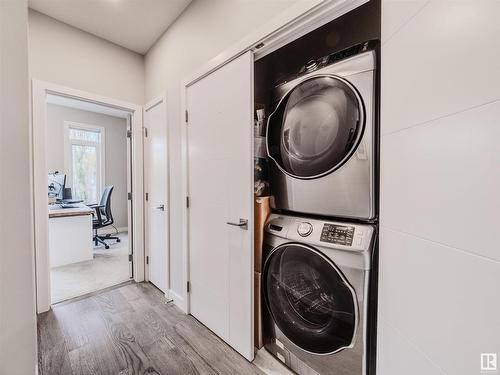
[143,93,170,298]
[32,80,145,313]
[179,0,369,315]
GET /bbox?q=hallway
[38,282,263,375]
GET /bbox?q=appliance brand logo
[481,353,497,373]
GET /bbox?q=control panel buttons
[320,224,355,246]
[297,222,313,237]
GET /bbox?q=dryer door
[263,243,358,354]
[267,75,364,179]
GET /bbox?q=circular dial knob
[297,222,313,237]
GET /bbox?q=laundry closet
[183,1,380,374]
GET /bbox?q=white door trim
[178,0,368,315]
[179,84,190,314]
[143,93,170,299]
[32,80,145,313]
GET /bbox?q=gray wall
[29,9,144,104]
[0,1,38,374]
[47,103,128,229]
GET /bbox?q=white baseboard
[163,289,173,302]
[97,226,127,235]
[169,289,187,313]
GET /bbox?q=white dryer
[262,213,375,375]
[266,42,377,220]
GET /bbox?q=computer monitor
[48,173,66,200]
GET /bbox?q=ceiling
[47,94,130,119]
[29,0,193,54]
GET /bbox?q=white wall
[0,1,38,374]
[29,9,144,104]
[378,1,500,374]
[46,104,129,228]
[144,0,300,302]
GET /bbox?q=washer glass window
[267,76,364,179]
[263,243,357,354]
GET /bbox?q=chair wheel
[105,245,110,249]
[116,238,121,243]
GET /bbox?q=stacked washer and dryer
[261,41,378,375]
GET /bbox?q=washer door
[267,75,364,179]
[263,243,357,355]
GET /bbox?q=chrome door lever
[226,218,248,230]
[155,204,165,211]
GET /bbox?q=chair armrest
[90,205,105,223]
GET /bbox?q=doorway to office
[32,81,146,313]
[46,94,133,303]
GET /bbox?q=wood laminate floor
[38,282,265,375]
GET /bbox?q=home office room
[44,93,132,303]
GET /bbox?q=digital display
[320,224,355,246]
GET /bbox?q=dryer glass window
[267,76,364,179]
[263,243,357,354]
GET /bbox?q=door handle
[155,204,165,211]
[226,218,248,230]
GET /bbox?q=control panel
[320,224,355,246]
[265,214,374,253]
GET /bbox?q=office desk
[48,203,94,267]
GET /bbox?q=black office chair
[89,185,121,249]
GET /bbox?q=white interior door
[187,51,254,361]
[144,97,169,293]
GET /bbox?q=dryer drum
[263,243,358,355]
[266,75,365,180]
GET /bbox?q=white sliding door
[186,51,254,360]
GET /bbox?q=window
[64,122,105,204]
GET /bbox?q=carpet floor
[50,232,131,303]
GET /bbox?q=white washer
[262,213,375,375]
[266,42,377,220]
